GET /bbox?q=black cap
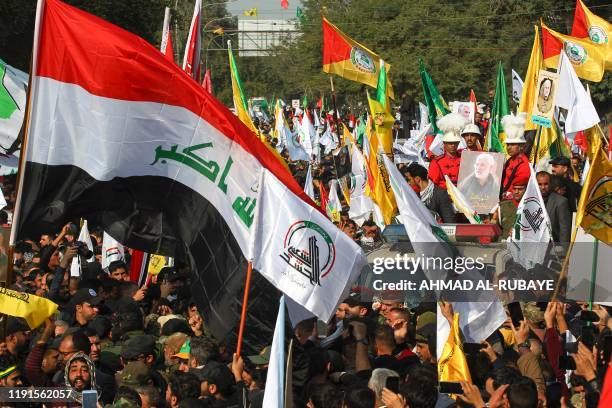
[121,335,157,360]
[192,361,235,394]
[160,318,193,337]
[549,156,571,166]
[70,288,102,309]
[5,317,29,336]
[157,267,180,282]
[342,292,369,308]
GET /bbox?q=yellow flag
[439,313,472,383]
[228,44,258,134]
[576,139,611,244]
[530,125,558,164]
[365,121,397,225]
[367,94,394,156]
[518,26,543,132]
[542,22,606,82]
[0,288,58,329]
[148,254,168,276]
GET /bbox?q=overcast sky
[226,0,302,20]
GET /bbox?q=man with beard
[57,331,116,404]
[459,153,499,212]
[65,353,97,404]
[3,318,30,359]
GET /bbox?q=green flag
[296,7,305,23]
[356,115,366,146]
[375,60,388,110]
[486,62,509,153]
[419,59,449,134]
[302,94,308,109]
[0,59,28,153]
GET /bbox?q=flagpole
[588,239,598,312]
[235,260,253,358]
[531,125,542,169]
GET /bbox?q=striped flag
[160,7,174,63]
[16,0,313,345]
[182,0,201,79]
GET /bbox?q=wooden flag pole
[236,260,253,357]
[329,76,342,130]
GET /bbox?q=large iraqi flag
[16,0,317,347]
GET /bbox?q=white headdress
[502,112,527,144]
[437,113,468,143]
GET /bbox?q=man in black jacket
[536,172,571,244]
[550,156,582,213]
[403,163,456,223]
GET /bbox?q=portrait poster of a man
[458,151,504,213]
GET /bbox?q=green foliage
[238,0,610,112]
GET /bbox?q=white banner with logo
[250,169,366,322]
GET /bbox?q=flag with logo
[322,17,394,98]
[0,58,27,154]
[382,154,506,347]
[0,288,58,329]
[365,129,397,225]
[571,0,611,70]
[275,101,309,161]
[485,62,509,153]
[18,0,313,348]
[419,59,449,134]
[250,168,366,322]
[101,231,125,270]
[576,138,611,244]
[508,168,552,268]
[182,0,201,80]
[367,60,394,155]
[541,21,606,82]
[439,313,472,383]
[327,180,342,222]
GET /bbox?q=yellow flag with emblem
[0,288,58,329]
[439,313,472,384]
[576,138,611,244]
[365,121,397,225]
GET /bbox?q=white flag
[298,111,315,156]
[262,295,286,408]
[304,164,315,201]
[327,180,342,222]
[251,169,366,322]
[555,52,600,134]
[511,69,524,104]
[70,220,95,277]
[383,155,506,347]
[348,143,376,225]
[275,103,309,161]
[0,59,28,154]
[418,102,429,130]
[0,184,6,210]
[508,168,552,269]
[101,231,125,270]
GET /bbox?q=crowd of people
[0,90,607,408]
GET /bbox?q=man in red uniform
[428,113,466,189]
[460,124,482,151]
[500,113,530,199]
